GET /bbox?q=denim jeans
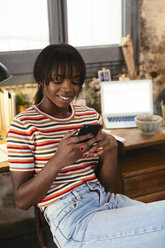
[44,182,165,248]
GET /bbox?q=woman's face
[41,64,81,116]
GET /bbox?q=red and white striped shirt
[7,104,102,208]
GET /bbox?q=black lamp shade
[0,62,12,83]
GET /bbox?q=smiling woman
[6,43,165,248]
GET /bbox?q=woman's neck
[37,102,72,119]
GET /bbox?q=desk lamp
[0,62,12,139]
[0,62,12,84]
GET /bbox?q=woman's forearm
[96,145,118,191]
[12,156,62,210]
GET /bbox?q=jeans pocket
[49,199,79,240]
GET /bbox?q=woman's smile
[57,94,73,103]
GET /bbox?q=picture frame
[98,68,111,82]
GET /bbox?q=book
[0,143,8,163]
[8,90,16,123]
[0,91,3,131]
[0,90,6,132]
[0,89,16,132]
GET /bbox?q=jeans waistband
[45,181,103,213]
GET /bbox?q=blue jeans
[44,182,165,248]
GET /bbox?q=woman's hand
[52,130,102,170]
[82,130,117,158]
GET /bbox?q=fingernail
[90,133,94,137]
[80,146,85,151]
[83,153,87,158]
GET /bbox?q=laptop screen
[101,80,153,117]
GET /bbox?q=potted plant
[16,92,27,113]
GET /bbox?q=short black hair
[33,43,86,86]
[33,44,86,104]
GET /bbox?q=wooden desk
[0,161,9,173]
[111,127,165,203]
[111,126,165,151]
[0,131,9,173]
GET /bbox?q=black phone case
[78,124,101,137]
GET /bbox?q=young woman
[7,44,165,248]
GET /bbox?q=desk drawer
[123,168,165,198]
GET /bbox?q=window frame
[0,0,140,85]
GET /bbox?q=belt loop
[86,181,103,206]
[72,190,81,201]
[86,181,93,190]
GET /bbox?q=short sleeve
[91,107,103,127]
[6,118,35,171]
[97,113,104,127]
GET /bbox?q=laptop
[100,79,153,129]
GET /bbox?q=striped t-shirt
[7,104,102,208]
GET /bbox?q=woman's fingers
[61,129,115,160]
[70,132,94,144]
[83,132,117,158]
[63,129,78,139]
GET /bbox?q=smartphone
[77,124,102,142]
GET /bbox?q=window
[67,0,122,47]
[0,0,140,85]
[0,0,49,52]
